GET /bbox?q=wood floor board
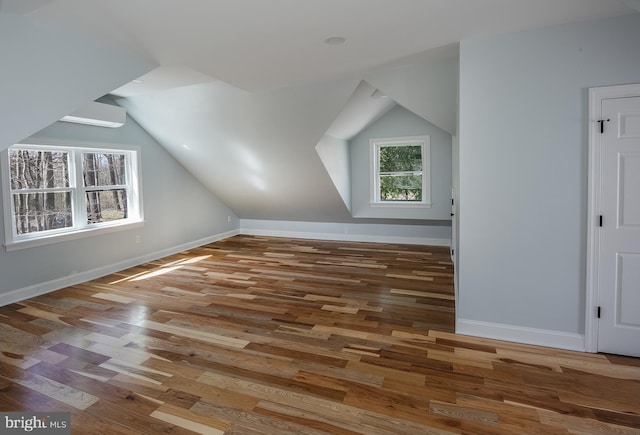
[253,400,364,435]
[162,374,260,411]
[1,235,638,434]
[455,395,570,435]
[63,410,145,435]
[0,313,55,336]
[191,399,328,435]
[536,408,640,435]
[83,398,200,435]
[151,403,229,434]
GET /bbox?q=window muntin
[12,192,73,235]
[2,144,142,248]
[82,152,129,224]
[8,148,73,236]
[371,136,430,205]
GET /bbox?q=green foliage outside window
[378,144,423,201]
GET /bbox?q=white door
[597,95,640,357]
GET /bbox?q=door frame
[585,83,640,353]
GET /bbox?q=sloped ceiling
[324,81,397,142]
[117,78,361,221]
[365,50,459,136]
[116,55,462,221]
[2,0,637,222]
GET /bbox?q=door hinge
[597,306,601,318]
[451,249,454,256]
[597,118,610,134]
[599,215,603,227]
[451,198,454,206]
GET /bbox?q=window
[2,144,142,250]
[370,135,430,205]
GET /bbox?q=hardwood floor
[1,235,638,434]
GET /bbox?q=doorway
[586,83,640,357]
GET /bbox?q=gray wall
[458,13,640,334]
[350,105,452,220]
[315,134,351,211]
[0,114,237,299]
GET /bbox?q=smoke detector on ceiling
[324,35,346,45]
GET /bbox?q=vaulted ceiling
[2,0,638,221]
[10,0,632,93]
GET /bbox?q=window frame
[370,135,431,207]
[1,141,143,251]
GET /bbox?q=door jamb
[585,83,640,353]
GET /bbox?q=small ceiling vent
[60,101,126,128]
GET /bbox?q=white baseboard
[241,228,450,246]
[456,319,585,352]
[0,229,239,307]
[240,219,451,247]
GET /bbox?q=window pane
[8,149,69,189]
[379,145,422,173]
[380,174,422,201]
[12,192,73,234]
[86,189,128,224]
[83,153,126,187]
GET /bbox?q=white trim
[370,135,431,205]
[2,143,143,251]
[456,319,585,352]
[4,221,145,252]
[1,150,13,248]
[18,135,144,150]
[239,219,450,246]
[586,83,640,353]
[0,229,239,307]
[60,101,126,128]
[241,227,449,246]
[369,202,432,209]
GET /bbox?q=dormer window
[370,136,431,206]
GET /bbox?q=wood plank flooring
[1,235,639,434]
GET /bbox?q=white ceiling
[5,0,635,93]
[106,0,636,92]
[3,0,638,222]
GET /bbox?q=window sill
[4,220,144,252]
[369,202,432,209]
